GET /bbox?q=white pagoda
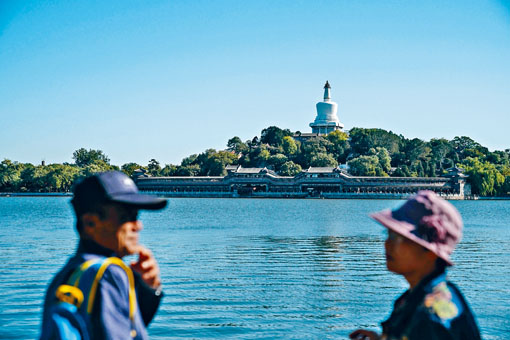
[309,81,344,135]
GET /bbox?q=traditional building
[134,166,470,199]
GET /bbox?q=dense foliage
[0,149,118,193]
[1,127,509,196]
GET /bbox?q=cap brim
[370,210,453,266]
[109,193,167,210]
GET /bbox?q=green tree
[181,154,198,167]
[73,148,110,167]
[238,153,251,168]
[267,154,288,171]
[279,161,302,176]
[429,138,454,174]
[499,165,510,196]
[486,151,509,165]
[442,158,454,171]
[121,163,144,176]
[194,149,238,176]
[227,136,248,154]
[403,138,431,164]
[81,159,116,177]
[348,155,386,176]
[310,153,338,167]
[18,163,36,191]
[147,159,161,177]
[299,137,333,167]
[302,137,328,155]
[20,164,48,191]
[501,177,510,196]
[327,130,348,142]
[427,163,437,177]
[61,164,81,191]
[349,128,401,157]
[44,164,80,192]
[411,160,425,177]
[260,126,293,147]
[0,160,31,191]
[175,164,200,176]
[326,130,349,163]
[249,146,270,167]
[0,159,21,191]
[282,136,298,156]
[161,164,178,176]
[461,157,505,196]
[369,147,391,174]
[450,136,487,161]
[393,165,411,177]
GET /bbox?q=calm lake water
[0,197,509,339]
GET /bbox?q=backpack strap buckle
[56,284,84,308]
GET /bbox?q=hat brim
[371,210,453,266]
[109,193,167,210]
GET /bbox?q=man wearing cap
[40,171,167,340]
[350,191,481,340]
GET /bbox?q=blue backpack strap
[42,259,103,340]
[51,257,138,338]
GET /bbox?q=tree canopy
[2,127,509,197]
[72,148,110,167]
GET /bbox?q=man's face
[84,203,142,257]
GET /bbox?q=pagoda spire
[323,80,331,101]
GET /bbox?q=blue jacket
[40,240,163,340]
[381,269,481,340]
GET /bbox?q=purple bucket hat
[371,190,463,265]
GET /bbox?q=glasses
[115,205,139,223]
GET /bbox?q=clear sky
[1,0,509,166]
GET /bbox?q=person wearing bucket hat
[40,171,168,340]
[350,191,481,340]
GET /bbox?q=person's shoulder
[420,280,463,326]
[98,259,132,291]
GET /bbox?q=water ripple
[1,197,509,339]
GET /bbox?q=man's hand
[349,329,380,340]
[130,246,161,289]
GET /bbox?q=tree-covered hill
[2,127,509,196]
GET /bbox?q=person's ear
[82,213,100,237]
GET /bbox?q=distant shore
[2,192,508,200]
[0,192,72,197]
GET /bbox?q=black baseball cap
[71,171,167,213]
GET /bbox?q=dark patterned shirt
[381,270,481,340]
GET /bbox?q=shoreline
[2,192,509,200]
[0,193,72,197]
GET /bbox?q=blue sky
[1,0,509,166]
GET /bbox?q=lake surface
[0,197,509,339]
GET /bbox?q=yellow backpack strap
[68,258,102,287]
[56,258,101,306]
[85,257,137,323]
[55,285,84,308]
